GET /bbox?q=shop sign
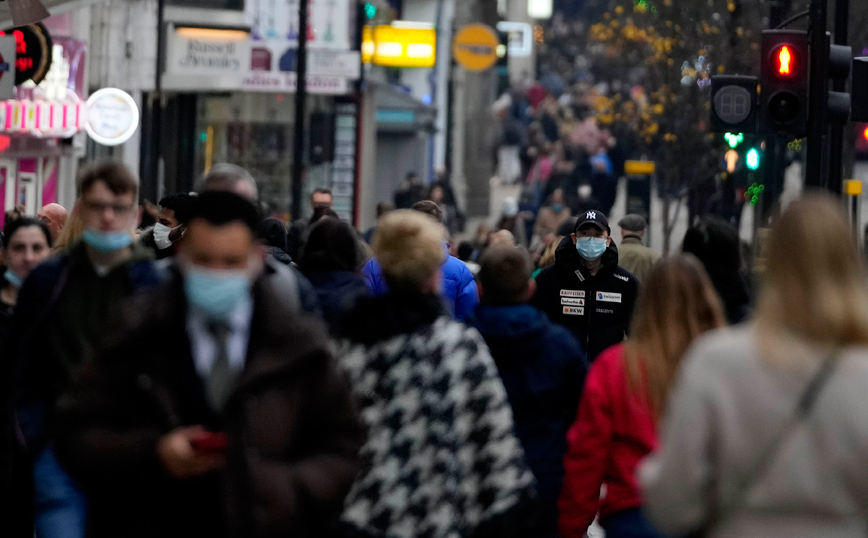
[249,46,359,78]
[0,23,52,86]
[84,88,139,146]
[362,23,436,68]
[245,0,352,51]
[0,36,15,100]
[241,72,350,94]
[0,99,83,137]
[168,27,251,76]
[496,22,533,58]
[452,24,499,72]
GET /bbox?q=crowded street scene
[4,0,868,536]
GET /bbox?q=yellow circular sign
[452,24,500,72]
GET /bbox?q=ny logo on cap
[587,211,596,220]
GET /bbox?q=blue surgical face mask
[576,236,608,261]
[82,229,133,253]
[184,266,252,320]
[4,268,22,288]
[552,203,563,212]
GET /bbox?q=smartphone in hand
[189,432,228,455]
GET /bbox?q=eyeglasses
[82,199,135,217]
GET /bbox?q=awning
[372,81,436,133]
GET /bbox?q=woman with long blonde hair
[559,254,725,538]
[642,193,868,538]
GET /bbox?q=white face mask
[153,223,178,250]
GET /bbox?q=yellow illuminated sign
[362,24,437,68]
[624,160,656,175]
[452,24,499,72]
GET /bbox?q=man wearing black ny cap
[532,209,639,362]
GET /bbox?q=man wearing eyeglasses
[10,161,163,538]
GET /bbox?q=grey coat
[641,327,868,538]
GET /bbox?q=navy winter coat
[467,304,587,538]
[361,244,479,321]
[302,270,370,328]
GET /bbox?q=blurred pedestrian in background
[0,217,52,538]
[616,214,661,284]
[257,217,292,265]
[12,161,162,538]
[53,191,362,538]
[336,210,536,538]
[682,216,752,324]
[199,165,322,316]
[559,255,724,538]
[140,193,194,260]
[393,171,425,210]
[362,201,478,321]
[37,204,68,245]
[299,217,370,328]
[54,201,84,252]
[642,194,868,538]
[287,188,333,260]
[468,244,587,538]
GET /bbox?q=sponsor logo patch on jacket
[563,307,584,316]
[614,274,629,282]
[596,292,622,303]
[560,289,586,298]
[561,298,585,306]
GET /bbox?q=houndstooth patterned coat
[338,316,537,538]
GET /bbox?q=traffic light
[746,148,761,170]
[710,76,757,133]
[853,57,868,122]
[759,30,809,137]
[724,132,744,148]
[826,37,852,124]
[363,2,377,18]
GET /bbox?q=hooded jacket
[467,304,587,537]
[361,243,479,321]
[532,237,638,361]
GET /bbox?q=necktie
[206,320,235,411]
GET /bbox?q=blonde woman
[53,199,84,252]
[336,210,536,538]
[642,193,868,538]
[559,255,725,538]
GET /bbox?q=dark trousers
[600,507,668,538]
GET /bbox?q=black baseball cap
[574,209,610,234]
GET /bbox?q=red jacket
[558,344,659,538]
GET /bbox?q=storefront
[159,0,361,220]
[0,32,88,222]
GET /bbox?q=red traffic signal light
[759,30,809,136]
[772,45,797,77]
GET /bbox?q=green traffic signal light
[746,148,761,170]
[724,132,744,148]
[364,2,377,18]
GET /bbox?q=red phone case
[190,432,228,454]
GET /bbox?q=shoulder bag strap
[702,351,841,534]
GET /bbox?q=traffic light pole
[805,0,828,188]
[827,0,849,195]
[291,0,310,221]
[762,0,789,223]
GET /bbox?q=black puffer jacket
[532,237,639,361]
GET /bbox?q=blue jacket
[361,244,479,321]
[467,303,588,533]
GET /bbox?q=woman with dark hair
[298,217,369,327]
[0,216,53,538]
[682,216,752,324]
[257,217,292,265]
